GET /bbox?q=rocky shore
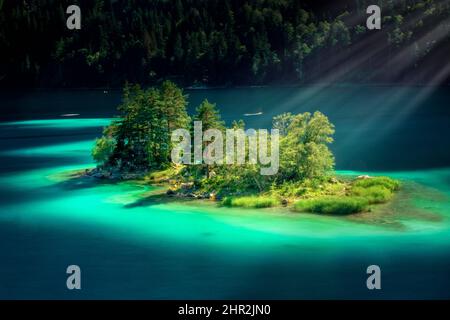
[84,167,146,181]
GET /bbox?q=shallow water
[0,87,450,299]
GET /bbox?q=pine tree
[193,99,225,178]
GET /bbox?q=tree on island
[272,112,293,136]
[92,82,399,215]
[92,80,190,172]
[278,112,335,182]
[193,99,225,179]
[93,82,335,185]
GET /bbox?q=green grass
[293,196,369,215]
[221,196,280,208]
[350,176,399,205]
[170,173,400,215]
[291,177,400,215]
[351,185,393,204]
[145,166,180,183]
[352,176,400,192]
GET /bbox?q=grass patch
[351,185,393,204]
[350,176,399,205]
[293,196,369,215]
[221,196,280,208]
[145,166,180,183]
[352,176,400,192]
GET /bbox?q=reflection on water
[0,87,450,298]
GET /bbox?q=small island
[89,81,400,215]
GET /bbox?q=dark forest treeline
[1,0,449,87]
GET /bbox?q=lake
[0,86,449,299]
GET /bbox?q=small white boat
[60,113,80,117]
[243,111,263,116]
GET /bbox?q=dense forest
[1,0,449,87]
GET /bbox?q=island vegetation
[90,81,400,215]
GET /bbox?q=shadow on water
[0,169,118,206]
[0,155,89,174]
[37,171,190,208]
[123,193,196,209]
[51,172,121,191]
[46,168,198,209]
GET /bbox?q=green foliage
[3,0,447,86]
[271,178,346,199]
[192,99,225,178]
[289,176,400,215]
[183,162,262,197]
[145,166,180,183]
[272,112,294,136]
[351,185,393,204]
[279,112,335,182]
[92,124,118,165]
[92,136,116,165]
[352,176,400,192]
[90,81,400,216]
[291,176,400,214]
[350,176,400,204]
[231,119,245,130]
[222,196,280,208]
[179,110,336,197]
[94,81,189,171]
[194,99,225,131]
[293,196,369,215]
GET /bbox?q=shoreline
[57,166,445,234]
[82,167,401,215]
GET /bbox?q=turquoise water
[0,86,449,299]
[0,118,449,299]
